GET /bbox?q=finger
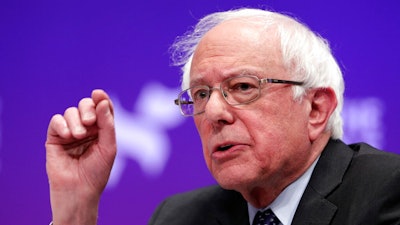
[92,89,114,116]
[95,99,116,158]
[63,107,87,139]
[78,97,96,126]
[46,114,71,142]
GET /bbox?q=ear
[307,87,337,141]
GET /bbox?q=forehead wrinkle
[190,46,264,86]
[190,65,265,86]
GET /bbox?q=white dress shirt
[248,157,319,225]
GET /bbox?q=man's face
[190,21,315,192]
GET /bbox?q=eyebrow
[189,69,263,87]
[189,76,206,87]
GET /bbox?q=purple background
[0,0,399,224]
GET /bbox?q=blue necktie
[252,209,282,225]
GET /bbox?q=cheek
[202,147,213,173]
[241,105,283,145]
[194,117,208,145]
[194,117,213,166]
[244,103,306,161]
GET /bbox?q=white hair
[170,8,344,139]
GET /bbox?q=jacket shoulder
[349,142,400,172]
[330,142,400,224]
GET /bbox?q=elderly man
[45,8,400,225]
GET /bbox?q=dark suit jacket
[148,139,400,225]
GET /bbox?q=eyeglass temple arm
[174,99,194,105]
[263,78,304,86]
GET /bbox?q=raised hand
[45,89,116,225]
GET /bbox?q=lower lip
[212,145,245,161]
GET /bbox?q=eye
[236,82,252,91]
[224,76,259,94]
[229,82,257,93]
[191,88,210,101]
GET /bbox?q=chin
[213,170,255,191]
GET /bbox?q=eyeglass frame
[174,75,304,116]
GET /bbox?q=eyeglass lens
[179,76,261,115]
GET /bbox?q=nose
[203,88,234,124]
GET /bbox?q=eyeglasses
[174,75,304,116]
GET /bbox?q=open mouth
[218,145,233,151]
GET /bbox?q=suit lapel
[211,188,250,225]
[214,205,249,225]
[292,139,354,225]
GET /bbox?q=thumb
[96,99,117,163]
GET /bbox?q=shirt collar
[247,157,319,225]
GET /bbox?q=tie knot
[252,209,282,225]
